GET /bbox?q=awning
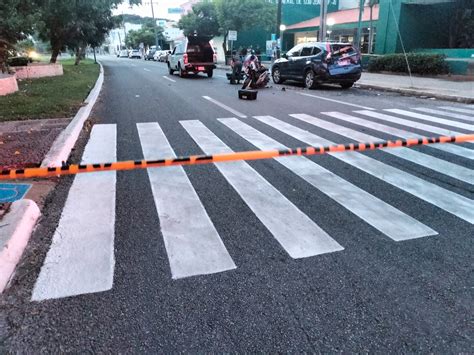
[402,0,454,4]
[286,5,379,32]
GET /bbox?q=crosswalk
[31,106,474,301]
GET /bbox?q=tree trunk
[222,33,228,61]
[50,43,61,63]
[74,46,82,65]
[93,47,97,64]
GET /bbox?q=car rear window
[330,44,358,59]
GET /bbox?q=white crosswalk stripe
[219,117,437,241]
[385,109,474,131]
[438,106,474,115]
[413,107,474,122]
[317,112,473,184]
[32,107,473,300]
[355,110,474,160]
[181,119,344,259]
[137,123,236,279]
[32,124,117,301]
[253,115,474,224]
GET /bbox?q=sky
[114,0,187,21]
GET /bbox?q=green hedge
[7,56,31,67]
[368,53,449,75]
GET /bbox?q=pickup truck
[167,36,217,78]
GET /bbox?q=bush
[7,56,30,67]
[367,53,449,75]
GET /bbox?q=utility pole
[318,0,328,42]
[149,1,160,49]
[276,0,282,44]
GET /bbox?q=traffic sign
[228,31,237,41]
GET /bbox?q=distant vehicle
[144,48,156,61]
[129,49,141,59]
[272,42,362,89]
[167,36,217,78]
[118,50,129,58]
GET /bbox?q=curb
[41,61,105,167]
[356,83,474,104]
[0,199,40,293]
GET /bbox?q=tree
[178,1,220,37]
[214,0,276,54]
[35,0,142,64]
[448,0,474,48]
[0,0,37,72]
[125,27,164,48]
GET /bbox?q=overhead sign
[228,30,237,41]
[168,7,183,14]
[157,20,166,27]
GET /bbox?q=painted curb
[0,199,41,293]
[41,62,105,167]
[356,83,474,104]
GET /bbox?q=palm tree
[367,0,379,53]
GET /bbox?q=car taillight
[183,53,188,64]
[213,54,217,63]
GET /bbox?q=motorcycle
[241,54,270,89]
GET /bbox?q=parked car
[272,42,362,89]
[144,48,156,60]
[167,36,217,78]
[118,50,129,58]
[129,49,142,59]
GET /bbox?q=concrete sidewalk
[356,72,474,104]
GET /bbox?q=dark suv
[272,42,362,89]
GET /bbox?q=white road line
[299,93,375,110]
[216,75,227,79]
[202,96,247,118]
[181,120,343,258]
[438,106,474,115]
[355,110,474,160]
[385,109,474,131]
[253,116,474,224]
[162,76,176,83]
[32,124,117,301]
[144,68,151,72]
[413,107,473,122]
[317,112,474,184]
[137,122,236,279]
[220,118,436,241]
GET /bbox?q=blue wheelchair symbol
[0,184,31,203]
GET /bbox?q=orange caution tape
[1,134,473,181]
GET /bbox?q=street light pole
[355,0,365,49]
[318,0,328,42]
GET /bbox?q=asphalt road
[1,56,473,352]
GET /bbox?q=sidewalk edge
[356,83,474,104]
[0,199,41,293]
[41,62,105,167]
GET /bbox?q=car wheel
[340,82,354,89]
[304,69,317,89]
[179,65,187,78]
[168,63,174,75]
[207,69,213,78]
[272,67,284,84]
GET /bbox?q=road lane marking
[202,96,247,118]
[163,76,176,83]
[144,68,151,72]
[438,106,474,115]
[32,124,117,301]
[137,122,236,279]
[181,120,343,258]
[299,93,375,110]
[413,107,473,122]
[385,109,474,131]
[317,112,474,184]
[355,110,474,160]
[253,115,474,224]
[216,75,227,79]
[220,118,436,241]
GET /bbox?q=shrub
[367,53,449,75]
[7,56,30,67]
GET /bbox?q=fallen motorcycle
[241,55,270,90]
